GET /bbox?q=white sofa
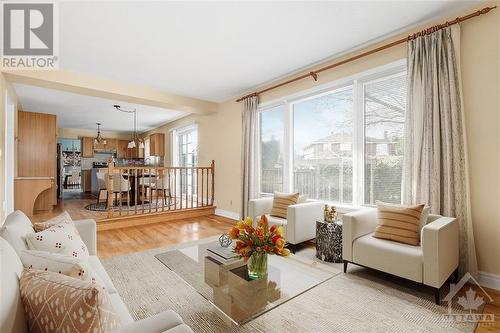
[342,208,459,304]
[248,197,323,246]
[0,210,193,333]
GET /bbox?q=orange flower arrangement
[229,215,290,261]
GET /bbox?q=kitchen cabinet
[82,170,92,192]
[149,133,165,157]
[128,146,144,159]
[81,137,94,157]
[104,139,117,151]
[117,140,129,158]
[17,111,57,212]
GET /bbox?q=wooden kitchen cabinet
[81,137,94,157]
[17,111,57,212]
[149,133,165,157]
[104,139,117,152]
[128,146,144,159]
[117,140,129,158]
[82,170,92,192]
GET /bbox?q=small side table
[316,220,342,263]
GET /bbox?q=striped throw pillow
[373,201,425,246]
[270,192,299,219]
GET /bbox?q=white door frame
[5,91,15,214]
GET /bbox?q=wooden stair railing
[105,160,215,219]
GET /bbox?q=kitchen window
[259,61,407,206]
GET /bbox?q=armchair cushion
[353,233,423,282]
[270,192,299,219]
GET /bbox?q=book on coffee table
[206,243,240,264]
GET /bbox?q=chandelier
[113,104,144,149]
[94,122,106,145]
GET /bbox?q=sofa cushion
[110,310,185,333]
[267,215,287,226]
[19,250,86,277]
[19,268,120,333]
[32,211,73,232]
[353,233,423,282]
[270,192,299,219]
[0,238,28,333]
[88,255,118,294]
[0,210,35,254]
[373,202,425,245]
[25,221,89,261]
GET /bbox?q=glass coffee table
[155,239,337,324]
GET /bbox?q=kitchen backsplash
[81,153,114,170]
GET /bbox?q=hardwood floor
[30,197,498,331]
[96,214,235,259]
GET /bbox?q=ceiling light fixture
[113,104,145,149]
[94,122,106,145]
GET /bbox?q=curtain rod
[236,6,496,102]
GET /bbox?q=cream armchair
[342,208,459,304]
[248,197,324,246]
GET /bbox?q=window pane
[260,105,285,193]
[293,88,353,203]
[364,74,406,204]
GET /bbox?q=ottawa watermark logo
[443,272,495,326]
[1,1,59,69]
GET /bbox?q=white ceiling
[13,84,188,133]
[59,1,479,102]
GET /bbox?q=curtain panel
[403,25,478,277]
[241,96,260,218]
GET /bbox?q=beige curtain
[241,96,260,218]
[403,25,478,277]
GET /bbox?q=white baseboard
[215,209,240,221]
[478,271,500,291]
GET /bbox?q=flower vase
[247,251,268,280]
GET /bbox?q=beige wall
[145,3,500,275]
[57,127,132,140]
[143,99,243,214]
[460,4,500,276]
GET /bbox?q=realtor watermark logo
[443,272,495,326]
[1,1,59,69]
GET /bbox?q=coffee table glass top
[155,239,336,324]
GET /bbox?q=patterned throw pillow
[270,192,300,219]
[19,269,120,333]
[25,221,89,261]
[33,211,73,232]
[19,250,105,288]
[373,201,425,246]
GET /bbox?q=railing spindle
[211,160,215,206]
[206,167,209,206]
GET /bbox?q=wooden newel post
[107,159,114,218]
[211,160,215,206]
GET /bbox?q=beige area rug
[102,237,479,333]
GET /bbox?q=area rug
[102,237,480,333]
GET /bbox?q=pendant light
[94,122,106,145]
[113,105,144,149]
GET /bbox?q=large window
[364,74,406,204]
[259,62,407,206]
[260,105,285,193]
[293,88,353,203]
